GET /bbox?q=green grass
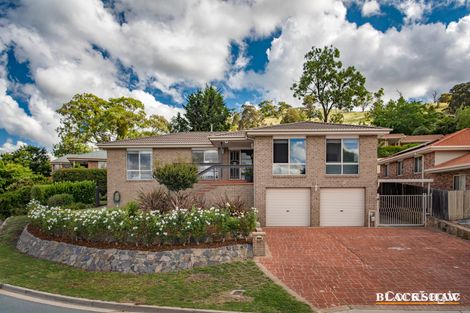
[0,216,312,313]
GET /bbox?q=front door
[230,151,240,179]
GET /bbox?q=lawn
[0,216,312,313]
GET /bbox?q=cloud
[362,0,381,17]
[0,139,27,154]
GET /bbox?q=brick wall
[429,169,470,190]
[253,135,378,226]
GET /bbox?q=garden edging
[17,226,253,274]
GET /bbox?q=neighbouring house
[379,133,443,147]
[51,150,107,172]
[97,122,390,227]
[379,128,470,190]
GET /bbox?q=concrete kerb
[0,284,243,313]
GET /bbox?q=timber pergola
[378,178,434,195]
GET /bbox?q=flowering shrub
[27,200,257,246]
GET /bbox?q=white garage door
[320,188,365,226]
[266,188,310,226]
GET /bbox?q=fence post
[422,193,426,227]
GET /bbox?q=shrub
[30,180,96,204]
[28,200,258,246]
[47,193,74,207]
[377,144,417,158]
[214,194,249,216]
[52,168,107,195]
[62,202,93,210]
[0,185,32,218]
[138,188,206,213]
[153,162,198,192]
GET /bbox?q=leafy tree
[183,85,230,131]
[438,92,452,104]
[412,125,432,135]
[329,111,344,124]
[169,113,191,133]
[55,93,148,154]
[291,45,368,122]
[153,162,198,193]
[277,101,291,117]
[1,145,51,176]
[302,95,321,120]
[435,114,457,134]
[258,100,278,118]
[238,104,263,130]
[53,134,92,157]
[281,108,306,124]
[0,161,45,193]
[368,97,441,135]
[229,112,241,131]
[456,106,470,129]
[143,114,170,135]
[448,82,470,113]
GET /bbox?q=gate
[377,194,431,226]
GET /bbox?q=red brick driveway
[258,227,470,309]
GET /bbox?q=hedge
[0,185,32,218]
[52,168,106,195]
[377,144,418,158]
[31,181,96,205]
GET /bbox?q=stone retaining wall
[17,227,253,274]
[426,215,470,240]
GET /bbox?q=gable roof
[400,134,444,144]
[426,153,470,173]
[52,150,107,164]
[430,128,470,146]
[97,132,226,148]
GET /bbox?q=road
[0,294,106,313]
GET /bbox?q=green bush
[153,162,198,192]
[62,202,93,210]
[52,168,106,195]
[31,180,96,204]
[377,144,417,158]
[0,186,32,218]
[28,200,258,246]
[47,193,74,207]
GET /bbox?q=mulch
[27,224,252,252]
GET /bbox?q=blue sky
[0,0,469,153]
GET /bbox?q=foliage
[329,111,344,124]
[302,95,321,120]
[153,163,198,192]
[229,112,241,131]
[62,202,92,210]
[438,92,452,104]
[0,145,51,176]
[183,85,230,131]
[368,97,444,135]
[46,193,74,207]
[0,186,32,218]
[291,45,368,122]
[377,144,417,158]
[238,104,263,129]
[277,101,291,117]
[53,134,92,157]
[138,188,171,213]
[30,180,96,204]
[434,114,457,134]
[0,216,311,313]
[0,161,47,193]
[259,100,278,118]
[456,106,470,129]
[280,108,305,124]
[52,168,107,195]
[214,194,250,216]
[448,82,470,113]
[169,112,191,133]
[143,114,170,135]
[28,201,258,246]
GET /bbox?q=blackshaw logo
[376,291,461,305]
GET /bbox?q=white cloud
[362,0,381,17]
[0,139,27,154]
[398,0,432,24]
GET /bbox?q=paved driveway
[259,227,470,309]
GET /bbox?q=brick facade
[253,135,378,226]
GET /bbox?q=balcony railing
[196,164,253,182]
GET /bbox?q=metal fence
[378,194,430,226]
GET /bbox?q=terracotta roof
[400,134,444,144]
[426,153,470,173]
[97,132,226,148]
[248,121,389,131]
[430,128,470,146]
[380,133,405,139]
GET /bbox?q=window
[272,138,306,175]
[397,160,403,176]
[384,164,389,177]
[453,175,466,190]
[414,156,422,173]
[192,149,219,179]
[127,150,152,180]
[98,161,107,169]
[326,138,359,174]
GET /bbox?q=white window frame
[126,150,152,180]
[453,175,466,190]
[414,156,422,173]
[272,138,306,175]
[325,138,360,175]
[397,160,403,176]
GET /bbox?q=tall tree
[169,112,190,133]
[302,95,321,120]
[456,106,470,130]
[143,114,170,135]
[238,104,263,130]
[0,145,51,176]
[258,100,278,118]
[448,82,470,113]
[281,108,306,124]
[291,45,368,122]
[183,85,230,131]
[277,101,292,117]
[53,135,91,157]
